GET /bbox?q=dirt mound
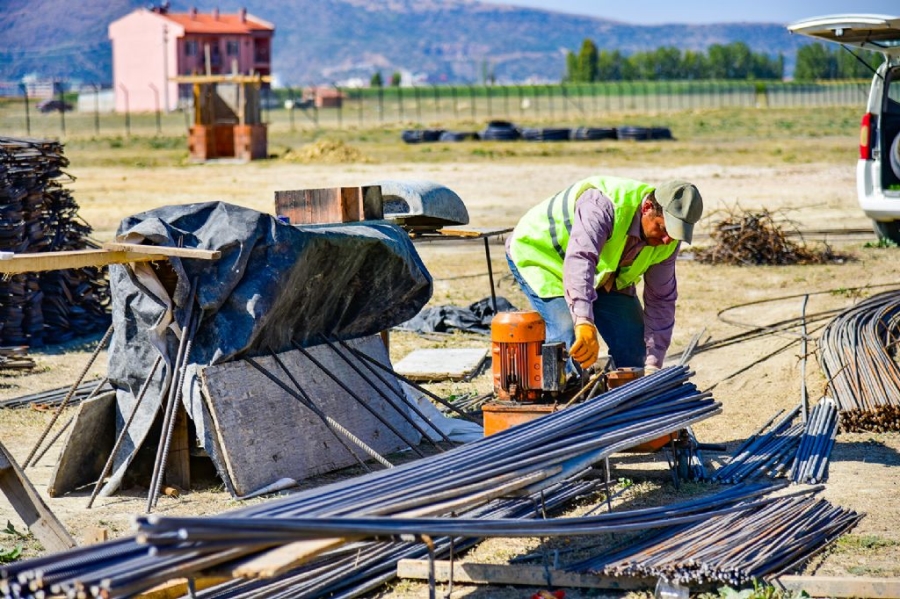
[282,139,372,163]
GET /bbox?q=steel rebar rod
[23,324,114,468]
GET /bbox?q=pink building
[108,5,274,113]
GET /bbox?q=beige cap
[655,180,703,244]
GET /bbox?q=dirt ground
[2,138,900,598]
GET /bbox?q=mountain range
[1,0,812,88]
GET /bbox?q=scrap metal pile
[694,207,845,266]
[0,136,110,350]
[819,288,900,432]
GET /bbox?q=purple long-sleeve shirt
[563,188,678,368]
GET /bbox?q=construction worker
[505,176,703,373]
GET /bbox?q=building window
[185,40,198,56]
[226,40,239,56]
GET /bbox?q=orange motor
[491,310,545,402]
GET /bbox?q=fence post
[468,84,476,120]
[91,83,101,134]
[398,86,404,122]
[432,85,440,120]
[452,86,458,120]
[119,84,130,137]
[55,80,66,137]
[414,86,421,122]
[149,83,161,134]
[378,87,384,123]
[19,83,31,136]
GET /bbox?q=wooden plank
[396,563,900,599]
[164,404,191,492]
[396,560,654,591]
[274,186,383,224]
[48,392,116,498]
[101,242,221,260]
[137,576,231,599]
[0,441,75,552]
[774,575,900,598]
[0,249,169,274]
[200,336,418,497]
[393,347,488,381]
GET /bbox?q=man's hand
[571,322,600,368]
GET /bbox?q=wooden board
[200,336,418,497]
[397,560,654,591]
[274,186,383,224]
[393,347,488,381]
[101,242,221,260]
[48,391,116,497]
[0,249,169,274]
[398,561,900,599]
[0,441,75,552]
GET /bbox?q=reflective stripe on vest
[508,175,678,298]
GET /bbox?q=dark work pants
[507,255,646,369]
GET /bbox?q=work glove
[571,321,600,368]
[644,365,659,375]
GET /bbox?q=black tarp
[101,202,432,495]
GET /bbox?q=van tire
[891,132,900,180]
[873,219,900,245]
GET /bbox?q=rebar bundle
[710,398,839,485]
[0,377,111,409]
[0,136,110,348]
[790,398,838,484]
[568,492,862,586]
[2,366,722,599]
[818,289,900,432]
[694,207,845,266]
[710,407,802,484]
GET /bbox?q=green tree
[390,71,402,86]
[577,38,599,82]
[597,49,626,81]
[564,50,578,82]
[794,43,836,80]
[370,71,383,87]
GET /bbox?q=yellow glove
[571,322,600,368]
[644,365,659,375]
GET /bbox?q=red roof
[163,11,274,34]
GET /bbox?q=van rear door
[788,15,900,58]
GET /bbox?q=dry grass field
[1,105,899,598]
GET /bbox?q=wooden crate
[275,186,383,224]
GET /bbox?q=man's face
[640,200,674,246]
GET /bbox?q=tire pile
[401,121,672,143]
[0,136,110,351]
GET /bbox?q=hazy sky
[495,1,899,25]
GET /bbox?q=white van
[789,15,900,242]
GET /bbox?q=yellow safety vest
[508,175,678,298]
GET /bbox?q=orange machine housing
[491,310,545,402]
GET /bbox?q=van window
[886,67,900,114]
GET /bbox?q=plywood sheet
[393,347,488,381]
[200,336,419,497]
[48,391,116,497]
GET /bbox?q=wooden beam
[0,249,169,274]
[396,560,654,591]
[774,575,900,598]
[397,561,900,599]
[0,441,75,553]
[137,576,231,599]
[101,242,221,260]
[164,405,191,492]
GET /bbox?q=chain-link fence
[0,79,872,139]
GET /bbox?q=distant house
[108,5,274,113]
